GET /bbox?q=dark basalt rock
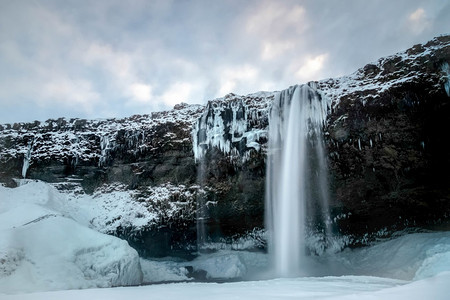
[326,84,450,241]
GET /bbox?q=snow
[318,36,450,110]
[14,180,199,236]
[191,252,247,279]
[326,231,450,280]
[1,180,450,298]
[414,244,450,280]
[0,182,143,294]
[0,273,449,300]
[140,258,190,283]
[0,103,204,168]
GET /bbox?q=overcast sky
[0,0,449,124]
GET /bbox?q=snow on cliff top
[0,103,204,164]
[1,35,448,165]
[318,34,450,108]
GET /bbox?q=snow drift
[0,181,143,294]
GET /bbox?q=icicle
[99,135,110,166]
[442,62,450,97]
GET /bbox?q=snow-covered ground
[0,273,449,300]
[1,180,450,298]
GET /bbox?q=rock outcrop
[1,35,449,256]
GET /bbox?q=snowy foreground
[1,181,450,299]
[1,273,449,300]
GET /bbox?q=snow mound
[331,231,450,280]
[414,245,450,280]
[0,183,143,294]
[140,258,190,283]
[191,252,247,279]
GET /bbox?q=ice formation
[442,62,450,97]
[192,92,274,162]
[265,83,331,277]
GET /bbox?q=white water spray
[265,84,331,277]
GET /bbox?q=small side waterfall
[196,158,208,253]
[22,139,34,178]
[265,84,331,277]
[193,113,209,253]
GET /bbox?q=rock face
[0,105,205,257]
[1,35,449,256]
[321,36,450,242]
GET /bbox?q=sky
[0,0,449,124]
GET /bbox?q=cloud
[295,54,329,83]
[0,0,449,124]
[42,78,100,114]
[129,83,153,103]
[246,2,308,61]
[409,7,426,21]
[261,41,295,60]
[408,8,430,34]
[246,2,307,36]
[217,65,259,97]
[159,82,195,107]
[82,42,141,83]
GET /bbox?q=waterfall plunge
[265,84,331,277]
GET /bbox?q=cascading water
[196,159,207,253]
[265,83,331,277]
[193,112,209,253]
[22,139,34,179]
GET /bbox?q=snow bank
[329,231,450,280]
[414,245,450,280]
[0,182,143,294]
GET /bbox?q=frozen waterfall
[265,84,331,277]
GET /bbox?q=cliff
[1,35,449,257]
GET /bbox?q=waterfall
[193,115,208,253]
[196,159,207,253]
[22,139,34,178]
[265,84,331,277]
